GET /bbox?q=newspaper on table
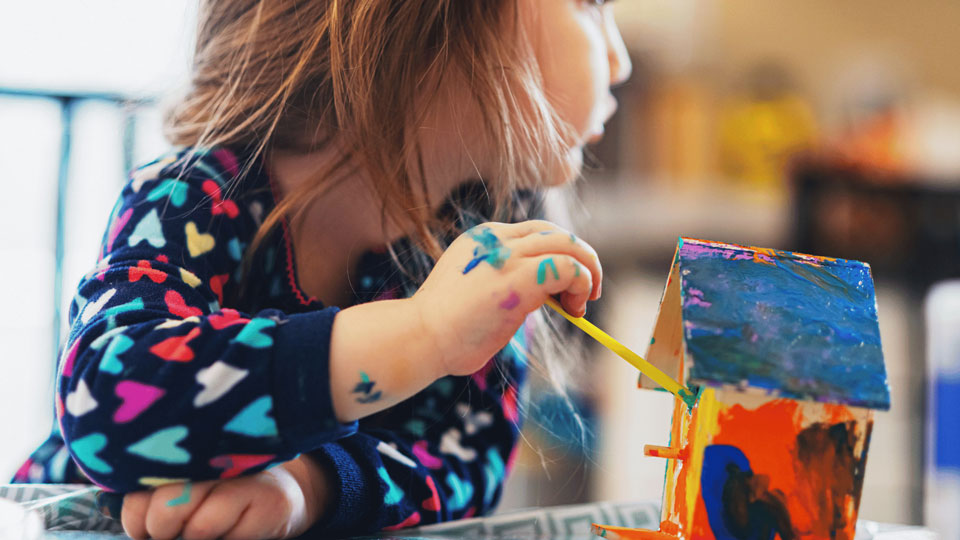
[0,485,122,533]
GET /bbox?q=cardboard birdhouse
[593,238,891,540]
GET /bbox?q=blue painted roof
[677,238,890,410]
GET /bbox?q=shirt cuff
[271,308,358,451]
[305,441,373,536]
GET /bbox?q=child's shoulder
[126,146,266,202]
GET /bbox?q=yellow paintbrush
[544,297,698,409]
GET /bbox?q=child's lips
[587,98,618,145]
[587,128,606,145]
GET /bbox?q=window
[0,0,196,478]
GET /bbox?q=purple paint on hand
[499,291,521,310]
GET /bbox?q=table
[1,484,938,539]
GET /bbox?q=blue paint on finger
[166,482,192,507]
[537,258,560,284]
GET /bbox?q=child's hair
[164,0,587,432]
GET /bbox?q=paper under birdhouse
[593,238,891,540]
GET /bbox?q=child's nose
[605,17,632,86]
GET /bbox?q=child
[16,0,630,538]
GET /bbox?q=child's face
[524,0,632,185]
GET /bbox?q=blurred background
[2,0,959,537]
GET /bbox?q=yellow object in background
[718,93,818,191]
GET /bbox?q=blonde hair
[165,0,585,420]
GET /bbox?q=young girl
[16,0,630,537]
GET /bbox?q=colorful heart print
[146,179,189,207]
[482,448,505,506]
[128,209,167,249]
[378,467,404,505]
[208,308,248,330]
[107,208,133,252]
[412,440,443,469]
[376,442,417,468]
[129,260,167,283]
[127,426,191,464]
[422,475,442,512]
[383,512,421,531]
[139,477,189,488]
[102,297,145,319]
[114,381,166,423]
[209,454,275,479]
[184,222,215,258]
[194,361,248,407]
[70,433,113,474]
[208,274,229,304]
[65,379,98,417]
[164,290,203,318]
[224,396,278,438]
[149,327,201,362]
[80,289,117,324]
[61,339,80,378]
[99,334,134,375]
[227,238,242,261]
[179,268,202,288]
[202,180,239,219]
[445,472,474,511]
[440,428,476,462]
[232,318,276,349]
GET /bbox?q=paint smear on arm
[352,372,383,404]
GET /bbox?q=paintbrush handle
[544,297,693,406]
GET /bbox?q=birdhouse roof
[642,237,890,410]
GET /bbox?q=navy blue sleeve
[58,151,357,492]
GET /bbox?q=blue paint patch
[701,445,753,540]
[536,258,559,284]
[678,239,889,409]
[462,227,511,274]
[166,482,192,507]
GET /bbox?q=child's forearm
[328,298,445,423]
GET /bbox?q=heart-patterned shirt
[14,146,529,536]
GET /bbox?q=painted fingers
[508,226,602,301]
[119,467,307,540]
[465,221,602,316]
[121,480,216,540]
[527,255,594,317]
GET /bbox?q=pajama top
[14,146,528,536]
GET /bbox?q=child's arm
[106,219,600,538]
[61,149,601,497]
[307,344,530,536]
[120,346,528,539]
[326,220,601,423]
[59,152,362,492]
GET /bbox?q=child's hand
[118,455,327,540]
[413,220,602,377]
